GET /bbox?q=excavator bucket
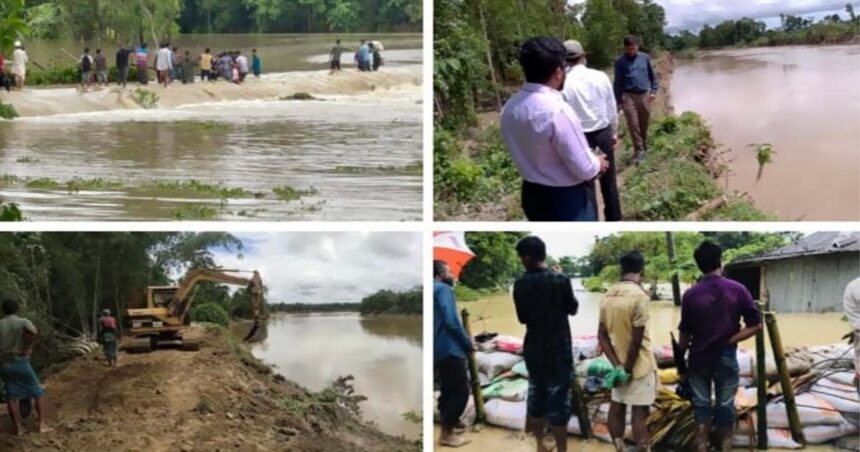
[243,320,262,342]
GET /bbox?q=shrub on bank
[190,303,230,327]
[27,65,141,86]
[0,102,18,120]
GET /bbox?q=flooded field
[441,279,849,451]
[251,313,422,439]
[0,34,422,221]
[672,45,860,221]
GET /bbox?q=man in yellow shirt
[200,48,213,82]
[598,251,656,452]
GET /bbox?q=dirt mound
[0,325,416,451]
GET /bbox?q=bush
[0,102,17,120]
[453,284,482,302]
[190,303,230,327]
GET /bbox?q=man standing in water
[0,298,53,435]
[116,43,133,88]
[513,236,578,452]
[679,241,762,452]
[614,35,658,164]
[94,49,109,86]
[200,48,213,82]
[251,49,262,78]
[597,251,656,452]
[236,50,249,83]
[135,43,149,85]
[0,51,11,92]
[501,37,608,221]
[330,39,345,73]
[433,260,473,448]
[12,41,28,90]
[357,40,370,71]
[562,40,622,221]
[80,48,94,90]
[155,43,172,88]
[843,276,860,395]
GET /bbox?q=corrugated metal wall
[765,253,860,313]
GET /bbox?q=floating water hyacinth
[751,143,776,183]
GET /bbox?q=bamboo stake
[755,302,768,450]
[461,308,486,422]
[570,372,592,438]
[764,312,805,446]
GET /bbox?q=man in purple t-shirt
[678,241,762,452]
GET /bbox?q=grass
[0,102,18,120]
[273,185,318,202]
[131,88,159,109]
[334,161,422,176]
[172,204,220,220]
[15,157,39,164]
[139,180,252,199]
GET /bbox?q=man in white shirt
[844,276,860,394]
[12,41,28,89]
[155,43,173,88]
[562,40,622,221]
[236,51,249,83]
[501,37,609,221]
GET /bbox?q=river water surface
[672,45,860,221]
[251,313,422,439]
[0,34,422,221]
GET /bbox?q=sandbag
[566,415,581,435]
[484,399,526,431]
[482,378,528,402]
[737,348,753,377]
[592,403,631,424]
[571,335,600,360]
[432,391,476,427]
[493,335,523,354]
[591,422,631,443]
[587,357,614,377]
[511,361,528,378]
[825,371,857,388]
[476,352,523,380]
[753,354,813,382]
[809,382,860,414]
[803,422,859,445]
[767,393,845,427]
[653,345,674,368]
[734,387,758,410]
[659,368,679,384]
[835,434,860,451]
[733,429,801,449]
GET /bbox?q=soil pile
[0,325,416,451]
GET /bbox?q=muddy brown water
[250,313,422,439]
[0,34,422,221]
[672,45,860,221]
[443,279,848,451]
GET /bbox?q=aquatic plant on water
[273,185,318,202]
[751,143,776,183]
[131,88,159,109]
[0,102,18,120]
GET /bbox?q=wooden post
[569,373,592,438]
[755,302,768,450]
[760,266,770,311]
[461,308,486,422]
[666,232,681,306]
[764,312,805,446]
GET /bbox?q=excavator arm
[169,268,265,341]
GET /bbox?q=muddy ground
[0,325,417,452]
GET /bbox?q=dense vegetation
[454,232,792,296]
[359,287,421,315]
[269,302,361,313]
[19,0,420,43]
[190,302,230,327]
[0,232,246,371]
[667,5,859,51]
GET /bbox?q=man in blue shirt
[434,260,473,447]
[614,35,659,163]
[357,40,370,72]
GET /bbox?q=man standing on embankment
[0,298,53,435]
[678,241,762,452]
[562,39,622,221]
[513,236,578,452]
[434,260,473,448]
[614,35,658,164]
[501,37,609,222]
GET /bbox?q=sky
[209,232,422,304]
[534,231,612,258]
[570,0,860,32]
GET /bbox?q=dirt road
[0,326,416,451]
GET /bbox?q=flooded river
[0,34,422,221]
[672,45,860,221]
[441,279,848,451]
[251,313,422,439]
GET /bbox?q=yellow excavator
[125,268,265,352]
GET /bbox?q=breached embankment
[0,65,422,118]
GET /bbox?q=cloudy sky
[535,231,612,258]
[210,232,422,304]
[571,0,860,32]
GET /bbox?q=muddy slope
[0,326,416,452]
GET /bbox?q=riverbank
[0,65,421,118]
[0,325,417,451]
[433,52,769,221]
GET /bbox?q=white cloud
[210,232,422,304]
[531,231,612,258]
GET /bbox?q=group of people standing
[0,41,29,92]
[87,43,263,89]
[434,237,763,451]
[332,39,383,73]
[501,35,659,222]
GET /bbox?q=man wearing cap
[614,35,658,163]
[501,37,609,221]
[11,41,28,90]
[562,40,622,221]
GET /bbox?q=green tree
[190,302,230,327]
[0,0,28,53]
[459,232,529,290]
[582,0,627,69]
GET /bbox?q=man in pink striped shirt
[501,37,609,221]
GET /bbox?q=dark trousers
[0,74,10,92]
[585,126,623,221]
[201,69,211,81]
[117,67,129,87]
[521,180,597,222]
[436,356,469,429]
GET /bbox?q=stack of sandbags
[475,351,522,385]
[482,378,528,402]
[571,335,600,361]
[483,398,586,437]
[433,390,476,427]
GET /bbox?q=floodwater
[0,34,422,221]
[250,313,422,439]
[443,279,847,451]
[672,45,860,221]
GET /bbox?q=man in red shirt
[0,52,11,92]
[97,309,119,367]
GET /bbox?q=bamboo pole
[764,312,805,446]
[755,302,768,450]
[569,372,592,438]
[461,308,486,422]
